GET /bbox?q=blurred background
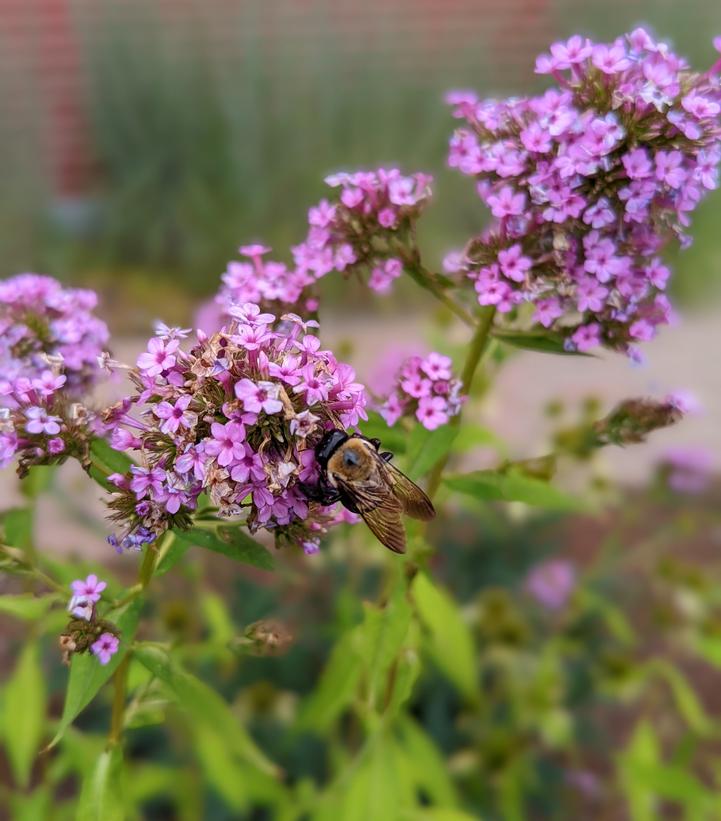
[1,0,721,818]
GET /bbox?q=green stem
[404,261,475,328]
[106,530,167,748]
[109,654,130,746]
[425,306,497,499]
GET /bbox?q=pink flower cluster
[105,306,367,554]
[376,352,465,430]
[447,29,721,355]
[0,274,109,398]
[216,244,318,320]
[0,367,96,475]
[61,573,120,666]
[292,169,433,294]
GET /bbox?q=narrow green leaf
[172,526,275,571]
[3,508,33,550]
[154,532,190,577]
[50,598,143,747]
[20,465,55,500]
[405,425,459,480]
[644,660,712,736]
[361,586,412,710]
[0,594,56,622]
[134,644,279,776]
[412,573,478,701]
[77,746,125,821]
[492,329,592,356]
[445,469,586,512]
[298,627,364,732]
[398,716,460,807]
[3,641,46,787]
[89,437,134,475]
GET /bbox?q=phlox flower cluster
[60,574,120,666]
[292,169,433,294]
[0,367,97,477]
[447,29,721,354]
[216,244,319,320]
[0,274,109,398]
[376,352,465,430]
[105,306,366,554]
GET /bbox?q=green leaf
[492,329,592,356]
[444,469,586,512]
[644,660,712,736]
[298,626,364,732]
[154,532,189,577]
[77,746,125,821]
[20,465,55,500]
[405,425,459,480]
[398,716,460,807]
[412,573,478,701]
[0,594,56,622]
[134,644,279,776]
[361,585,412,710]
[172,526,275,571]
[3,641,46,787]
[3,508,33,550]
[88,437,134,491]
[89,437,134,475]
[385,649,421,718]
[50,598,143,748]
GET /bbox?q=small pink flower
[420,352,453,381]
[234,379,284,415]
[137,338,178,377]
[416,396,450,430]
[486,186,526,219]
[91,633,120,665]
[71,573,107,603]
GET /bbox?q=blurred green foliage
[0,0,719,308]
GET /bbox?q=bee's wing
[387,462,436,521]
[334,467,407,554]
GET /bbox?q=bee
[302,430,435,553]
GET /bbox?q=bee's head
[315,429,349,468]
[328,438,374,480]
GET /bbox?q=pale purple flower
[137,338,178,377]
[71,573,107,603]
[25,406,62,435]
[153,395,197,435]
[526,559,576,610]
[486,186,526,218]
[91,633,119,665]
[420,352,453,381]
[205,421,246,467]
[234,379,284,414]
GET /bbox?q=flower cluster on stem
[447,29,721,355]
[376,352,466,430]
[0,274,109,398]
[105,307,366,554]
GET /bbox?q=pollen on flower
[447,30,721,355]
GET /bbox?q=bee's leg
[298,482,341,505]
[369,437,382,451]
[338,490,360,514]
[380,451,393,463]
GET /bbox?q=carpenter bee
[302,430,435,553]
